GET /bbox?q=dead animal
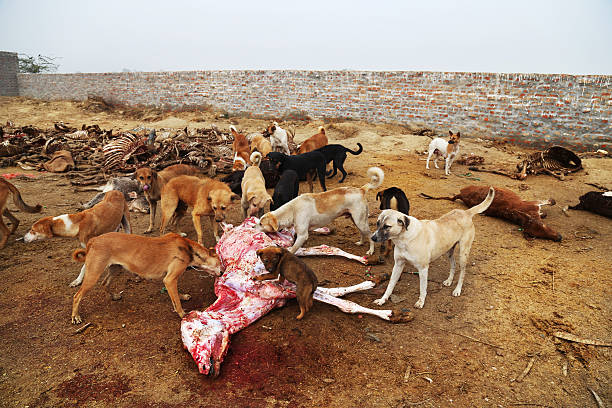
[516,146,582,180]
[568,191,612,219]
[80,177,143,210]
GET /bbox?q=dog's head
[246,191,273,217]
[134,167,156,192]
[257,212,279,233]
[183,240,222,276]
[266,151,286,164]
[208,188,239,222]
[448,130,461,145]
[376,190,388,210]
[371,209,410,243]
[23,216,56,242]
[256,246,284,272]
[260,158,281,188]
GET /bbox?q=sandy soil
[0,97,610,408]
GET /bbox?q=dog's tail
[318,126,325,135]
[361,167,384,192]
[347,143,363,155]
[250,151,263,167]
[0,178,42,213]
[72,248,87,263]
[467,186,495,215]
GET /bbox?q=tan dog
[241,152,273,218]
[250,134,272,157]
[257,167,384,254]
[426,130,461,175]
[160,175,238,243]
[134,164,201,233]
[297,126,328,154]
[0,178,42,249]
[70,232,221,324]
[371,187,495,309]
[24,190,131,287]
[254,246,318,320]
[231,125,251,171]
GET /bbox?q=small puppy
[426,130,461,175]
[231,125,251,171]
[375,187,410,256]
[250,134,273,157]
[257,167,384,254]
[314,143,363,183]
[254,246,318,320]
[271,169,299,211]
[0,178,42,249]
[241,152,273,218]
[371,187,494,309]
[70,232,221,324]
[267,150,328,193]
[266,122,291,155]
[297,126,328,154]
[160,175,239,243]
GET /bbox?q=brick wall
[16,70,612,151]
[0,51,19,96]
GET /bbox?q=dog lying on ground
[250,134,273,157]
[241,152,273,218]
[257,167,384,254]
[372,187,495,309]
[426,130,461,175]
[231,125,251,171]
[420,186,562,241]
[271,170,299,211]
[297,126,328,154]
[160,175,239,243]
[568,191,612,218]
[254,246,318,320]
[70,232,221,324]
[267,151,328,193]
[134,164,200,233]
[79,177,142,210]
[314,143,363,183]
[0,178,42,249]
[376,187,410,256]
[266,122,291,155]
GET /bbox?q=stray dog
[231,125,251,171]
[297,126,328,154]
[0,178,42,249]
[266,122,291,155]
[24,190,131,287]
[371,187,495,309]
[271,169,299,211]
[241,152,273,218]
[375,187,410,256]
[79,177,142,210]
[267,151,328,193]
[254,246,318,320]
[426,130,461,175]
[70,232,221,324]
[134,164,200,233]
[160,175,239,243]
[257,167,384,254]
[314,143,363,183]
[221,170,245,195]
[569,191,612,219]
[250,134,273,157]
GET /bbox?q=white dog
[426,130,461,175]
[266,122,291,155]
[371,187,494,308]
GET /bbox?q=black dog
[271,170,299,211]
[312,143,363,183]
[568,191,612,218]
[221,170,245,195]
[267,151,327,192]
[376,187,410,256]
[221,160,281,195]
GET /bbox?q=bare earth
[0,97,610,408]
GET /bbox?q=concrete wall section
[0,51,19,96]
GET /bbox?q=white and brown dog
[426,130,461,175]
[241,151,273,218]
[267,122,291,155]
[70,232,221,324]
[371,187,494,309]
[257,167,384,254]
[231,125,251,171]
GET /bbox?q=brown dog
[241,152,273,218]
[160,175,239,243]
[134,164,200,233]
[254,246,318,320]
[70,232,222,324]
[297,126,328,154]
[250,134,272,157]
[0,178,42,249]
[231,125,251,171]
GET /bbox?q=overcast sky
[1,0,611,75]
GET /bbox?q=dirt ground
[0,97,610,408]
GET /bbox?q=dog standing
[426,131,461,175]
[375,187,410,256]
[266,122,291,155]
[271,169,299,211]
[371,187,494,309]
[70,232,221,324]
[257,167,384,255]
[241,152,273,218]
[250,134,273,157]
[231,125,251,171]
[254,246,318,320]
[297,126,328,154]
[314,143,363,183]
[267,151,328,193]
[0,178,42,249]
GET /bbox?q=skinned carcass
[181,217,403,377]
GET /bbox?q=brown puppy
[297,126,328,154]
[231,125,251,171]
[160,175,239,243]
[254,246,318,320]
[241,152,273,218]
[70,232,221,324]
[134,164,200,233]
[0,178,42,249]
[250,134,272,157]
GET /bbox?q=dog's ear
[397,215,410,230]
[455,132,460,138]
[449,130,454,136]
[231,193,240,202]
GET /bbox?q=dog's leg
[4,209,19,235]
[373,258,406,306]
[306,172,314,193]
[338,161,348,183]
[350,206,375,255]
[426,150,433,169]
[145,199,156,234]
[71,258,106,324]
[289,227,309,254]
[414,266,429,308]
[192,213,203,244]
[101,264,123,301]
[453,232,474,297]
[443,243,458,287]
[69,264,87,287]
[210,216,220,242]
[0,218,8,249]
[163,260,188,318]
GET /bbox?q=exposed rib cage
[517,146,582,177]
[102,133,145,169]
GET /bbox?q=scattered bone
[553,331,612,347]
